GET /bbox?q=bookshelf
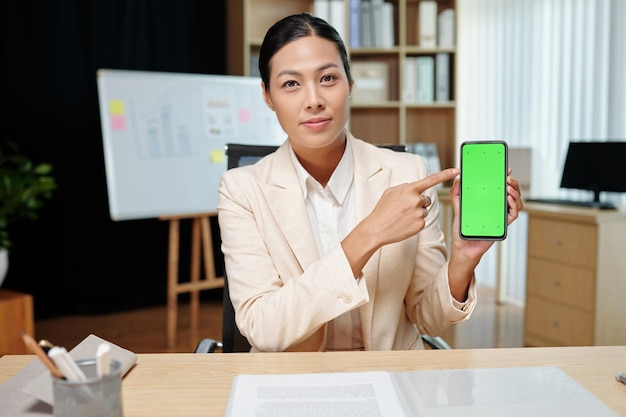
[227,0,457,170]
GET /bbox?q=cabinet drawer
[525,296,593,346]
[526,258,595,310]
[527,217,596,267]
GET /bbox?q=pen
[96,342,111,377]
[616,371,626,385]
[38,339,55,354]
[20,331,64,379]
[48,346,87,381]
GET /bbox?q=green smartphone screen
[460,141,508,240]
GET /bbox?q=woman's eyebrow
[276,63,340,78]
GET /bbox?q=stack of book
[418,0,437,48]
[313,0,347,42]
[404,56,434,103]
[438,8,455,47]
[404,54,451,103]
[419,2,455,48]
[348,0,394,48]
[403,4,455,104]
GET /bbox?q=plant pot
[0,248,8,287]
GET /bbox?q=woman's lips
[302,117,330,129]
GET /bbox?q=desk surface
[1,346,625,417]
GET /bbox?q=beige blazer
[217,133,476,352]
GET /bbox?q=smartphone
[460,141,508,240]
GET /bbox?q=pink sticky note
[110,115,126,130]
[239,109,251,122]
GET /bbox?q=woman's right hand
[364,167,460,246]
[341,168,459,276]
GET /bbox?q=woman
[217,13,523,352]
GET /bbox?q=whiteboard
[96,69,286,220]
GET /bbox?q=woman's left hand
[445,168,523,301]
[449,167,524,260]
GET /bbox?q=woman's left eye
[321,74,337,83]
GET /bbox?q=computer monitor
[560,141,626,208]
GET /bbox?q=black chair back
[222,144,279,352]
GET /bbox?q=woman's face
[262,35,352,153]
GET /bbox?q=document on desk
[225,366,620,417]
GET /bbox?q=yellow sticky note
[109,100,125,115]
[210,149,225,164]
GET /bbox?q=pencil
[20,331,64,379]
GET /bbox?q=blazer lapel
[352,137,389,223]
[350,135,393,349]
[260,145,320,271]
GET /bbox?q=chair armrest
[421,335,452,350]
[194,338,223,353]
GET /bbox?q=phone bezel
[459,140,508,241]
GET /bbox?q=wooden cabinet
[0,289,34,355]
[523,203,626,346]
[227,0,458,170]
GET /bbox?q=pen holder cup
[52,359,123,417]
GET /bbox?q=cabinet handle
[553,279,560,287]
[552,320,560,327]
[554,239,563,246]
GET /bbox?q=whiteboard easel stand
[160,213,224,348]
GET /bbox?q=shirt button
[339,293,352,304]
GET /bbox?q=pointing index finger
[414,168,459,193]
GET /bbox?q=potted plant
[0,141,57,286]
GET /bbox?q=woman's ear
[262,82,273,111]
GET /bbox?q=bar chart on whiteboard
[96,69,285,221]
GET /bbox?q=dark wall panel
[0,0,227,318]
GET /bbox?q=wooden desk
[1,346,625,416]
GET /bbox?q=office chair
[195,142,451,353]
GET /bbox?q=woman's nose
[304,85,324,109]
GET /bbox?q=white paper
[225,371,408,417]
